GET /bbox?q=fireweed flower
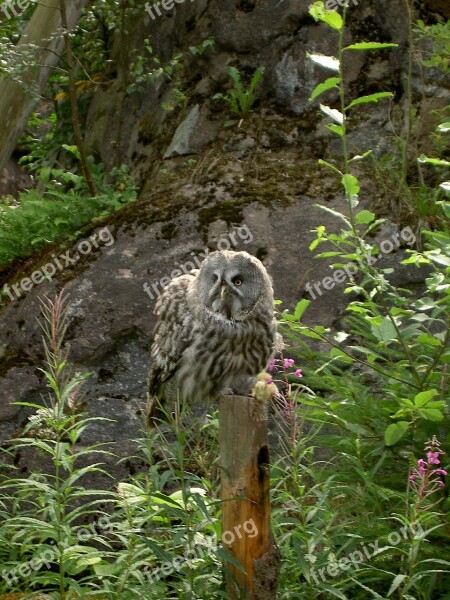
[409,436,447,502]
[283,358,295,368]
[427,451,441,465]
[265,355,304,417]
[267,356,303,378]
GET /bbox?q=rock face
[0,159,32,198]
[0,0,448,481]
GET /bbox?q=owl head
[192,250,274,321]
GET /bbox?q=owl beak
[220,283,228,300]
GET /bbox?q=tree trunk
[60,0,97,196]
[0,0,89,173]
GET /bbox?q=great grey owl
[146,250,277,426]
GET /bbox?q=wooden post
[219,394,280,599]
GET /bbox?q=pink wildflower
[283,358,295,368]
[427,451,440,465]
[409,436,447,503]
[417,459,426,474]
[294,369,303,378]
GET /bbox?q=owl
[146,250,278,426]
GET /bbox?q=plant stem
[401,0,414,186]
[337,3,356,234]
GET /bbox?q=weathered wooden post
[219,394,280,599]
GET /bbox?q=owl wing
[147,272,197,425]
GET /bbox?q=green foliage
[214,66,265,116]
[0,293,115,598]
[264,5,450,598]
[274,218,450,596]
[127,38,215,96]
[308,2,396,193]
[18,110,60,174]
[0,295,226,598]
[414,19,450,70]
[282,219,450,445]
[0,162,136,266]
[306,0,450,450]
[368,16,450,229]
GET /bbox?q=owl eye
[233,276,243,286]
[212,274,219,282]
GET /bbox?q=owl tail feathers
[251,372,279,402]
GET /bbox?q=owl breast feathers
[146,250,277,426]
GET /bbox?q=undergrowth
[0,162,135,266]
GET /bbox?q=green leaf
[309,224,326,251]
[344,42,399,51]
[350,150,373,162]
[315,251,342,258]
[437,122,450,133]
[323,11,343,30]
[326,123,344,136]
[439,202,450,218]
[94,563,119,577]
[439,182,450,192]
[309,77,340,102]
[342,174,360,199]
[62,144,81,160]
[416,334,442,347]
[370,316,397,343]
[418,155,450,167]
[417,408,444,422]
[346,92,394,110]
[388,574,408,596]
[320,104,344,124]
[308,1,343,28]
[307,52,340,72]
[385,422,409,446]
[315,204,352,226]
[298,326,327,340]
[355,210,376,225]
[309,238,324,251]
[318,159,342,175]
[413,297,435,311]
[414,389,438,406]
[329,348,353,363]
[117,483,148,505]
[294,299,311,320]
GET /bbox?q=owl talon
[251,372,279,402]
